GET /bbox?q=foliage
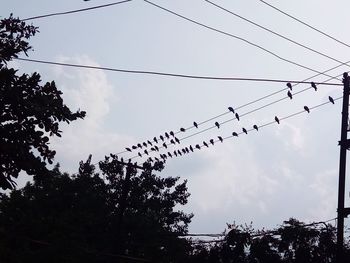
[0,15,85,189]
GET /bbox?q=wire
[204,0,350,68]
[257,0,350,49]
[22,0,133,21]
[143,0,338,79]
[16,58,342,85]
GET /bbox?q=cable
[204,0,350,69]
[16,58,342,84]
[143,0,338,79]
[258,0,350,49]
[22,0,132,21]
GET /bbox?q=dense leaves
[0,15,85,189]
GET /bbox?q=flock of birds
[119,82,336,164]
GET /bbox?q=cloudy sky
[3,0,350,234]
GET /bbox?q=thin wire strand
[143,0,338,80]
[22,0,132,21]
[258,0,350,49]
[204,0,350,68]
[16,58,342,84]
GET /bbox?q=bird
[170,139,175,145]
[153,137,158,144]
[311,82,317,91]
[147,140,152,146]
[180,127,186,132]
[203,141,209,147]
[148,157,153,162]
[189,145,194,152]
[235,113,240,121]
[168,152,172,158]
[193,121,198,128]
[182,149,186,154]
[174,151,178,157]
[150,147,155,152]
[125,147,132,152]
[275,116,280,124]
[144,150,149,155]
[132,145,138,150]
[175,137,180,144]
[165,132,170,139]
[228,106,235,113]
[137,143,142,149]
[329,96,335,104]
[155,157,159,162]
[163,142,167,149]
[286,82,292,90]
[218,136,223,143]
[143,142,148,148]
[287,90,293,100]
[242,128,248,134]
[170,131,175,137]
[178,150,182,156]
[138,152,142,157]
[232,132,238,137]
[154,145,159,151]
[195,144,201,150]
[185,147,190,153]
[215,122,220,129]
[210,139,214,145]
[160,135,164,141]
[304,106,310,113]
[253,125,258,131]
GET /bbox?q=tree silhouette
[0,15,85,189]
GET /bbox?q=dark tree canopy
[0,15,85,189]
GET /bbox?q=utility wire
[143,0,337,79]
[22,0,132,21]
[204,0,350,69]
[16,58,342,84]
[257,0,350,49]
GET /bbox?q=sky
[2,0,350,235]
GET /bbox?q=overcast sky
[2,0,350,234]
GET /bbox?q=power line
[143,0,338,79]
[22,0,132,21]
[257,0,350,49]
[16,57,342,84]
[204,0,350,68]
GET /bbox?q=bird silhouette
[228,106,235,113]
[189,145,194,152]
[287,82,292,90]
[215,122,220,129]
[168,152,172,158]
[329,96,335,104]
[209,139,214,145]
[174,151,178,157]
[203,141,209,147]
[180,127,186,132]
[154,145,159,151]
[193,121,198,128]
[132,145,138,150]
[311,82,317,91]
[234,113,240,122]
[160,135,164,141]
[144,150,149,155]
[182,149,186,154]
[218,136,223,143]
[142,142,148,148]
[232,132,238,137]
[138,152,142,157]
[126,147,132,152]
[153,137,158,144]
[170,139,175,145]
[178,150,182,156]
[304,106,310,113]
[253,125,258,131]
[242,128,248,134]
[185,147,190,153]
[170,131,175,137]
[275,116,280,124]
[175,137,180,144]
[165,132,170,139]
[163,142,167,149]
[150,147,156,152]
[147,140,152,146]
[148,157,153,162]
[155,157,159,162]
[287,90,293,100]
[137,143,142,149]
[195,144,201,150]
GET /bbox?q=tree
[0,156,193,262]
[0,15,86,190]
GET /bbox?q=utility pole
[336,72,350,263]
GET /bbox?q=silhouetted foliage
[0,156,193,262]
[0,15,85,189]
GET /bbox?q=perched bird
[287,82,292,90]
[329,96,335,104]
[182,149,186,154]
[180,127,186,132]
[160,135,164,141]
[193,121,198,128]
[155,157,159,162]
[232,132,238,137]
[132,145,138,150]
[147,140,152,146]
[189,145,194,152]
[174,151,178,157]
[228,106,235,113]
[170,139,175,145]
[163,142,167,149]
[160,154,166,160]
[235,113,240,121]
[138,152,142,157]
[125,147,132,152]
[195,144,201,150]
[311,82,317,91]
[148,157,153,162]
[275,116,280,124]
[203,141,209,147]
[137,143,143,149]
[153,137,158,143]
[304,106,310,113]
[144,149,149,155]
[253,125,258,131]
[154,145,159,151]
[242,128,248,134]
[143,142,148,148]
[150,147,155,152]
[165,132,170,139]
[218,136,223,143]
[168,152,172,158]
[215,122,220,129]
[185,147,190,153]
[210,139,214,145]
[178,150,182,156]
[170,131,175,137]
[175,137,180,144]
[287,90,293,100]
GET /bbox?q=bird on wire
[165,132,170,139]
[286,82,292,90]
[311,82,317,91]
[153,137,158,143]
[329,96,335,104]
[242,128,248,134]
[210,139,215,145]
[142,142,147,148]
[180,127,186,132]
[215,122,220,129]
[253,125,259,131]
[193,121,198,128]
[232,132,238,137]
[126,147,132,152]
[287,90,293,100]
[170,131,174,137]
[218,136,223,143]
[235,113,240,121]
[163,142,167,149]
[203,141,209,147]
[175,137,180,144]
[195,144,201,150]
[228,106,235,113]
[190,145,194,152]
[160,135,164,141]
[275,116,280,124]
[304,106,310,113]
